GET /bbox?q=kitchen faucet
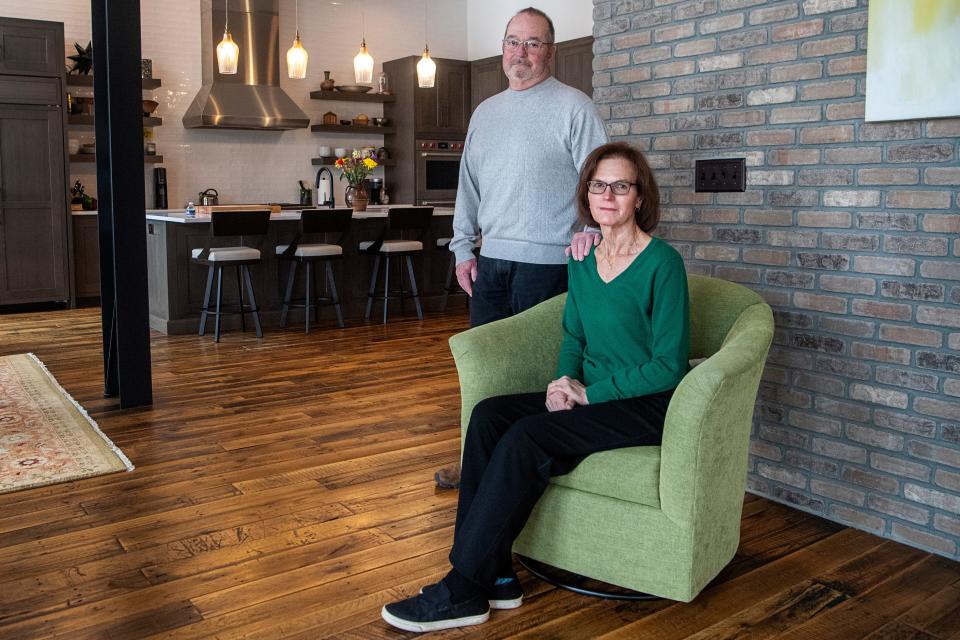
[315,167,335,208]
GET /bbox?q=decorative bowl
[142,99,159,116]
[339,119,352,126]
[334,85,372,94]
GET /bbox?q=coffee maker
[153,167,168,209]
[365,178,384,205]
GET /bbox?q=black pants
[448,390,673,588]
[469,256,568,327]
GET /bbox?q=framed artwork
[865,0,960,122]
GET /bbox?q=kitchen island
[143,206,456,334]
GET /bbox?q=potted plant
[335,150,378,211]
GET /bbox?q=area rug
[0,353,133,494]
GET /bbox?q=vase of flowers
[335,150,378,212]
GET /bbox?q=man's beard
[506,60,533,81]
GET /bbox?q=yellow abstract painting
[865,0,960,121]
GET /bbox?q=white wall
[0,0,468,207]
[466,0,593,60]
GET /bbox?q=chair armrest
[448,294,566,439]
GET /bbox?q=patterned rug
[0,353,132,494]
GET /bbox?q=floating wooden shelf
[70,154,164,164]
[310,124,395,135]
[311,156,395,167]
[66,75,162,89]
[309,89,394,103]
[68,115,162,127]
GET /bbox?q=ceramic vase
[320,70,335,91]
[345,184,368,212]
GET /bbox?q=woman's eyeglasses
[586,180,637,195]
[502,38,552,52]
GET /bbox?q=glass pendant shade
[417,47,436,88]
[354,39,374,84]
[217,30,239,74]
[287,32,308,79]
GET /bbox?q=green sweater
[556,237,690,404]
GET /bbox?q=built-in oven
[415,139,464,206]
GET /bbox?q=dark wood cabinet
[555,36,595,98]
[0,17,69,306]
[72,215,99,299]
[470,55,508,113]
[412,59,471,137]
[0,19,63,77]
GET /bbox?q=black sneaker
[420,577,523,610]
[382,581,490,633]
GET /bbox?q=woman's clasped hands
[545,376,588,412]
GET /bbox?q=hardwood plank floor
[1,308,958,639]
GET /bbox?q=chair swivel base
[515,555,662,601]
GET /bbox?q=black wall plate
[695,158,746,192]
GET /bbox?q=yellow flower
[363,157,378,169]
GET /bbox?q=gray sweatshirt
[450,76,608,265]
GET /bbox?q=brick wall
[592,0,960,559]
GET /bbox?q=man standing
[437,7,608,489]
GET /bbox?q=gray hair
[505,7,556,43]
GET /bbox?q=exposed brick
[668,224,714,241]
[819,316,873,338]
[633,81,672,97]
[595,52,632,70]
[880,281,944,302]
[870,453,931,482]
[696,207,740,223]
[890,523,956,556]
[867,495,930,525]
[819,275,875,295]
[759,424,808,449]
[799,169,853,186]
[850,342,911,365]
[860,122,922,141]
[719,28,768,50]
[821,233,878,251]
[674,0,719,21]
[597,16,632,36]
[800,35,857,57]
[749,4,799,24]
[772,486,824,512]
[766,270,814,289]
[853,256,915,277]
[884,235,949,256]
[796,252,850,270]
[653,96,695,114]
[785,450,840,477]
[797,211,849,227]
[875,366,939,393]
[842,465,900,493]
[653,134,695,150]
[720,109,766,127]
[769,105,821,124]
[830,9,868,31]
[827,54,866,75]
[769,190,820,207]
[592,86,631,103]
[811,478,864,505]
[765,384,812,408]
[613,101,653,119]
[812,437,867,464]
[887,190,952,210]
[917,352,960,374]
[747,170,795,186]
[697,132,743,148]
[830,505,884,533]
[768,148,820,165]
[698,93,745,110]
[919,260,960,280]
[750,440,782,461]
[743,248,791,265]
[914,396,960,421]
[747,129,796,145]
[718,191,764,205]
[653,59,696,78]
[878,325,942,348]
[718,67,768,88]
[887,144,954,163]
[824,146,881,164]
[851,299,912,322]
[800,79,856,100]
[769,61,822,83]
[802,0,857,14]
[857,168,919,186]
[951,334,960,351]
[694,245,739,261]
[800,125,854,144]
[856,212,917,231]
[606,121,631,137]
[700,12,745,34]
[946,379,960,398]
[716,265,762,283]
[917,306,960,329]
[633,45,673,63]
[815,355,871,380]
[671,114,718,130]
[746,44,798,65]
[613,30,653,50]
[788,410,841,436]
[720,0,767,7]
[674,37,718,57]
[934,514,960,537]
[632,7,673,28]
[612,66,653,84]
[904,483,960,514]
[937,468,960,493]
[698,52,744,71]
[924,168,960,185]
[631,118,671,134]
[825,101,864,120]
[850,382,909,409]
[654,21,695,42]
[823,190,879,207]
[744,210,793,226]
[793,333,845,354]
[772,18,824,42]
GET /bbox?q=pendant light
[286,0,308,79]
[353,3,374,84]
[216,0,239,75]
[416,0,436,88]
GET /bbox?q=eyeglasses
[586,180,637,195]
[502,38,552,52]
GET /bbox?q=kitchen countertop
[74,205,454,222]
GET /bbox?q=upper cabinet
[383,56,471,140]
[0,19,63,77]
[470,56,508,114]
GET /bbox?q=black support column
[91,0,153,408]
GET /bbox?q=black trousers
[448,390,673,588]
[469,257,568,327]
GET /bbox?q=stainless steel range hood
[183,0,309,131]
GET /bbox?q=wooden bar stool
[192,209,271,342]
[360,207,433,324]
[276,207,352,332]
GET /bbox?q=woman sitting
[382,141,690,633]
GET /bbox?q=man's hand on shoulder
[565,231,601,261]
[455,258,478,297]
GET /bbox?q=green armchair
[448,275,774,602]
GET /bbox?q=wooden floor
[1,307,958,640]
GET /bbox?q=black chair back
[210,210,271,237]
[301,208,353,235]
[387,207,433,234]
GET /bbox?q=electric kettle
[198,188,219,206]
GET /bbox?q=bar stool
[276,207,352,332]
[360,207,433,324]
[437,236,482,311]
[192,209,271,342]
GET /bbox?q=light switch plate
[695,158,746,192]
